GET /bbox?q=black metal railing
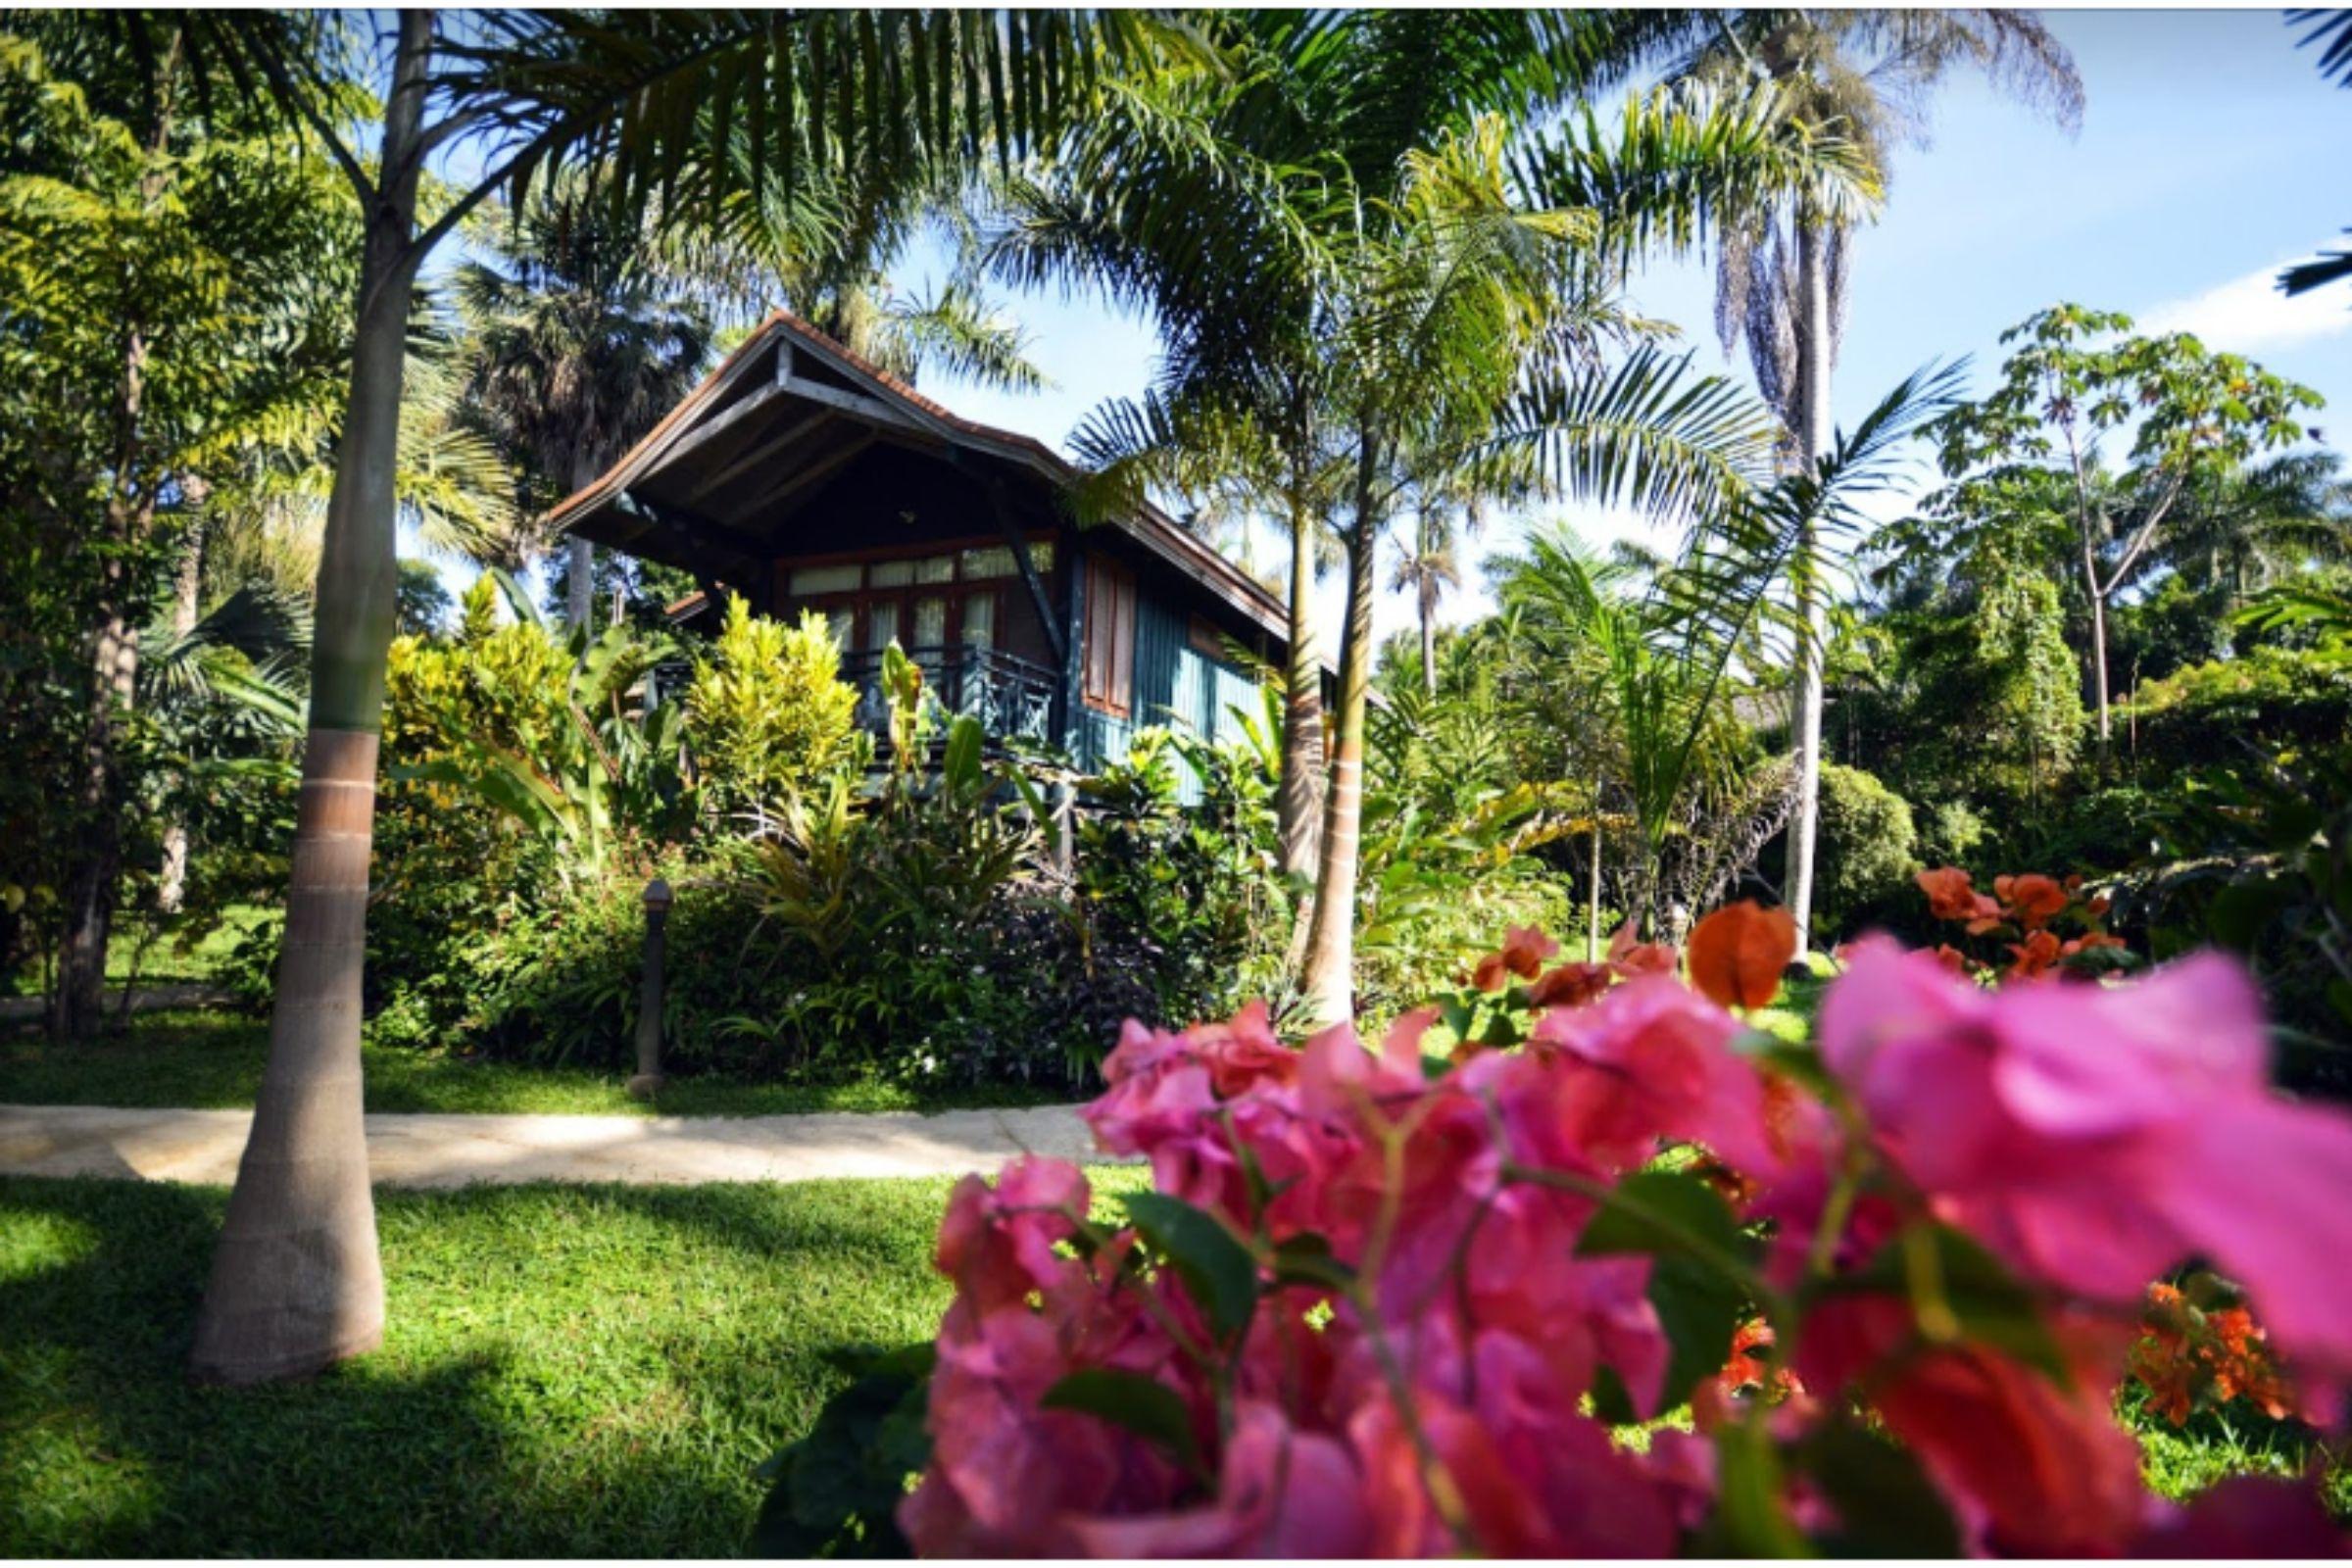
[838,643,1058,748]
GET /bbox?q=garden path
[0,1102,1113,1188]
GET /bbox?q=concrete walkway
[0,1102,1113,1189]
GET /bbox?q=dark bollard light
[628,877,672,1100]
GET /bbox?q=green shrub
[2122,647,2352,778]
[1813,762,1918,939]
[686,597,859,824]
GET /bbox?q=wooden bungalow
[548,311,1307,778]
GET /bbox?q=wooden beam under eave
[729,429,879,526]
[681,410,836,505]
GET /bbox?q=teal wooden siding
[1078,591,1259,803]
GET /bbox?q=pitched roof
[545,309,1296,646]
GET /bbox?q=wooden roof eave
[543,310,1300,652]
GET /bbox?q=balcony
[838,643,1059,750]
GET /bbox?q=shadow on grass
[0,1175,957,1556]
[0,1011,1077,1121]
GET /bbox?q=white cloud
[2139,255,2352,354]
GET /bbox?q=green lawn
[0,1011,1071,1119]
[1,1170,1152,1556]
[1,1168,2333,1555]
[0,1175,947,1554]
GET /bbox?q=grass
[4,906,269,998]
[0,1176,959,1553]
[1,1169,1152,1556]
[1,1167,2332,1554]
[0,1011,1071,1119]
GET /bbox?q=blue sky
[890,8,2352,644]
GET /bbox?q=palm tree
[1498,364,1964,929]
[2140,451,2352,608]
[119,7,1136,1387]
[1684,10,2082,957]
[1002,15,1871,1019]
[2280,10,2352,300]
[456,175,714,627]
[1391,480,1484,696]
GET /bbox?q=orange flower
[1686,900,1797,1009]
[1933,944,1973,976]
[1470,926,1559,993]
[1500,925,1557,979]
[1525,961,1613,1009]
[2005,928,2063,981]
[1605,917,1677,977]
[1918,866,2004,930]
[1997,873,2070,931]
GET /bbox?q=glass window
[912,595,948,649]
[1083,557,1136,716]
[915,555,956,585]
[863,600,899,651]
[1029,540,1054,573]
[961,593,995,651]
[790,563,860,595]
[959,546,1017,579]
[866,558,914,588]
[823,608,853,649]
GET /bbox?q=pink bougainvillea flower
[1070,1401,1373,1558]
[1520,976,1786,1179]
[2133,1476,2351,1558]
[1797,1292,2147,1556]
[1187,999,1298,1097]
[1821,938,2352,1381]
[933,1155,1089,1313]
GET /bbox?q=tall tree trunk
[51,29,182,1038]
[190,10,433,1385]
[1299,456,1380,1028]
[1782,220,1834,959]
[157,508,206,915]
[565,535,595,628]
[1417,581,1438,697]
[1588,775,1604,960]
[1276,489,1325,882]
[564,451,601,630]
[52,567,141,1039]
[2083,535,2112,764]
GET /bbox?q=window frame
[1083,556,1137,718]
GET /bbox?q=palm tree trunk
[190,9,434,1385]
[565,534,595,628]
[1276,488,1325,882]
[1418,579,1438,697]
[1299,461,1380,1027]
[1588,775,1604,960]
[157,509,206,915]
[1782,220,1833,957]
